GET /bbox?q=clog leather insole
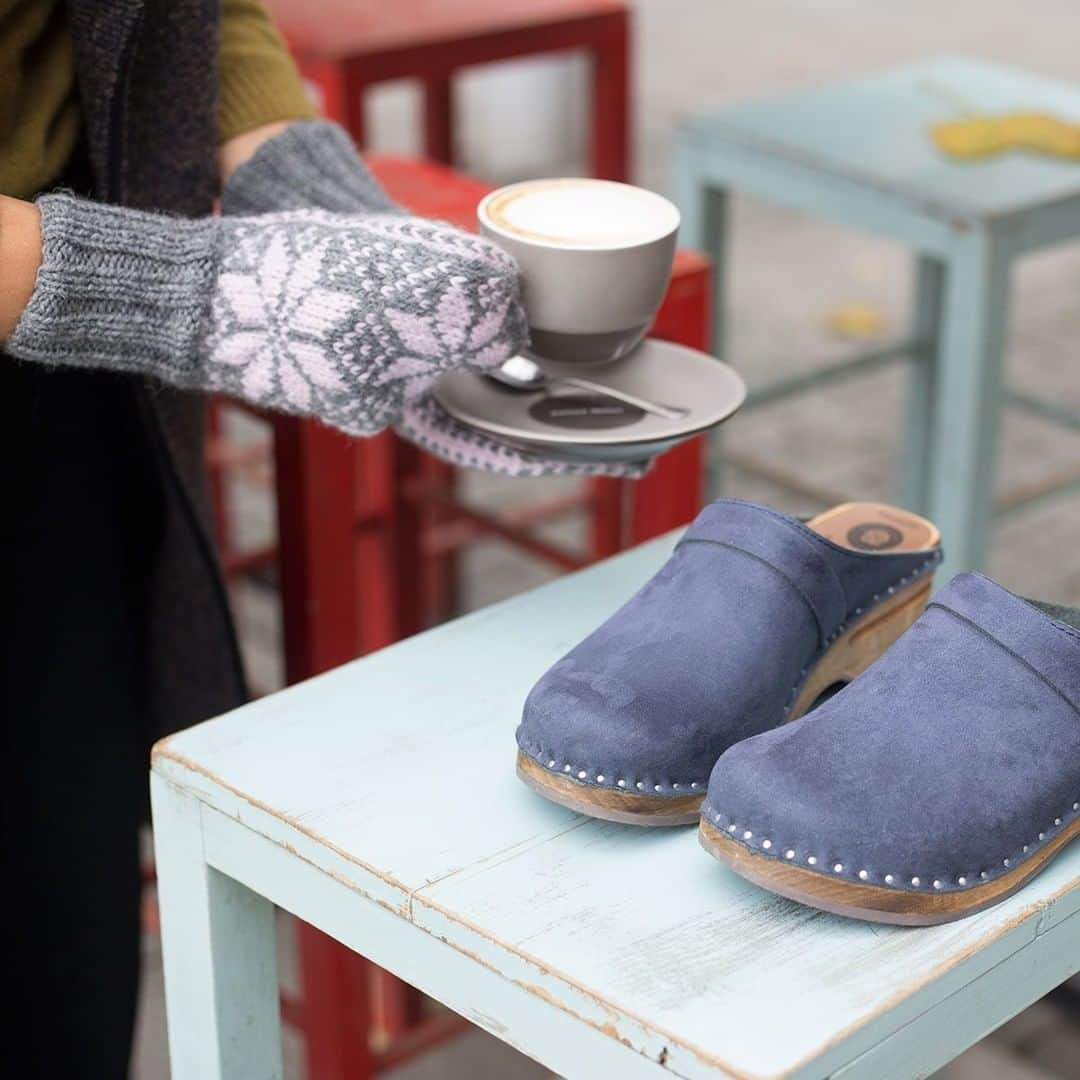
[806,501,940,554]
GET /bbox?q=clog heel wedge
[700,573,1080,925]
[516,498,942,825]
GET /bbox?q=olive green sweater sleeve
[0,0,81,198]
[217,0,319,142]
[1,0,316,199]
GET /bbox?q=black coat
[59,0,248,736]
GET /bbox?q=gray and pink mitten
[8,189,525,437]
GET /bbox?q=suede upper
[703,572,1080,892]
[517,499,941,796]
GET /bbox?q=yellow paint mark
[823,303,888,340]
[931,112,1080,160]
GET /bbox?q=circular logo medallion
[846,523,904,551]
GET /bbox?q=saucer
[432,338,746,464]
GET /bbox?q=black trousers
[5,359,163,1078]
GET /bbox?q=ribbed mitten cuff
[221,120,399,216]
[8,194,217,384]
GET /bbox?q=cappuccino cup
[478,178,679,367]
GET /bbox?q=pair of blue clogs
[516,499,1080,925]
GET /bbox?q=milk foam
[486,180,678,248]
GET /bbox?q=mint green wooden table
[150,534,1080,1079]
[673,57,1080,583]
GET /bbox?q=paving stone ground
[134,1,1079,1074]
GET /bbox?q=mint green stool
[673,57,1080,582]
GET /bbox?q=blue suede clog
[700,572,1080,924]
[517,498,942,824]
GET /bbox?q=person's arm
[3,190,526,435]
[219,120,291,183]
[214,0,317,186]
[0,195,43,342]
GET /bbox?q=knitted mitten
[221,120,651,477]
[7,193,525,436]
[222,121,399,216]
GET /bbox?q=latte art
[482,179,679,249]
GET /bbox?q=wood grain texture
[153,532,1080,1079]
[516,750,704,825]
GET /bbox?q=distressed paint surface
[154,532,1080,1079]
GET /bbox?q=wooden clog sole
[699,814,1080,926]
[517,751,704,825]
[517,500,939,827]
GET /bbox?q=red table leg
[418,74,463,627]
[296,926,374,1080]
[627,252,713,543]
[589,10,631,181]
[273,415,363,679]
[629,437,705,543]
[297,54,361,142]
[272,415,375,1077]
[585,9,632,556]
[588,479,627,558]
[423,76,454,164]
[370,962,424,1051]
[589,252,713,550]
[205,400,233,567]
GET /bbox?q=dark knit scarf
[59,0,248,735]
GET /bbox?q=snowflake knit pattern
[206,210,524,433]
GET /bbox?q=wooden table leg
[902,255,944,515]
[925,231,1011,581]
[151,774,282,1080]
